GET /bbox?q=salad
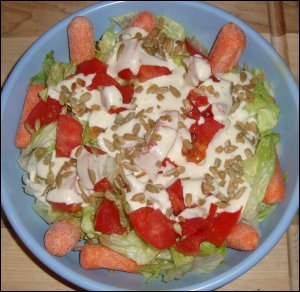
[15,11,285,282]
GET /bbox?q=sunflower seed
[231,162,242,173]
[214,158,221,168]
[209,166,219,177]
[244,148,253,158]
[215,146,224,153]
[218,180,226,187]
[131,193,145,203]
[135,85,143,93]
[56,173,63,189]
[117,43,125,61]
[24,122,34,134]
[201,182,215,193]
[145,183,160,193]
[122,162,139,172]
[151,133,162,141]
[123,133,137,141]
[215,201,227,208]
[218,170,226,180]
[178,216,185,222]
[47,169,54,186]
[43,153,52,165]
[206,85,215,94]
[75,146,83,158]
[134,32,142,40]
[224,145,238,154]
[178,121,186,129]
[147,84,159,94]
[87,169,96,185]
[234,186,246,199]
[156,93,165,101]
[239,71,248,82]
[234,176,245,184]
[103,138,115,152]
[198,198,206,205]
[216,192,228,202]
[183,139,193,150]
[62,171,73,178]
[205,173,213,184]
[35,147,46,158]
[132,123,141,136]
[183,99,192,111]
[173,222,182,235]
[90,191,105,198]
[185,193,193,207]
[166,208,173,217]
[227,180,234,196]
[125,111,135,122]
[115,114,125,125]
[153,86,169,94]
[163,167,179,177]
[79,92,91,103]
[146,199,153,206]
[157,17,165,29]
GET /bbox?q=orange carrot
[67,16,95,64]
[128,11,156,32]
[44,219,81,256]
[15,84,45,149]
[226,222,260,251]
[209,22,246,74]
[80,244,141,273]
[263,155,285,204]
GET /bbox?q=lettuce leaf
[18,122,57,172]
[80,204,100,239]
[242,134,277,221]
[96,24,117,62]
[257,202,277,222]
[32,199,66,224]
[110,12,138,29]
[30,50,76,88]
[99,231,159,265]
[158,14,185,40]
[200,241,226,256]
[246,81,280,134]
[82,121,100,148]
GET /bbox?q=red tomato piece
[161,157,178,167]
[185,37,208,59]
[199,104,213,118]
[185,140,207,164]
[187,104,201,120]
[83,145,106,155]
[48,201,82,213]
[116,84,134,104]
[56,115,83,157]
[190,117,224,145]
[129,207,179,250]
[108,107,128,114]
[87,73,118,90]
[94,177,113,192]
[205,208,242,246]
[136,65,172,82]
[166,179,186,216]
[175,230,207,256]
[187,90,208,107]
[118,68,135,80]
[25,97,62,130]
[76,58,108,75]
[180,217,207,236]
[94,198,126,235]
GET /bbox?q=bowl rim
[1,1,299,291]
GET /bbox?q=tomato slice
[187,104,201,120]
[190,117,224,144]
[94,177,113,192]
[185,140,207,164]
[83,145,107,155]
[94,198,126,235]
[76,58,108,75]
[25,97,62,130]
[118,68,135,80]
[136,65,172,82]
[129,207,179,250]
[179,217,207,236]
[56,115,83,157]
[48,201,82,213]
[187,90,208,107]
[116,84,134,104]
[87,73,118,90]
[205,208,242,246]
[166,179,186,216]
[185,37,208,59]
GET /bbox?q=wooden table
[1,1,299,291]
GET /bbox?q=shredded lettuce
[99,231,160,265]
[246,81,280,134]
[18,122,57,172]
[30,50,76,88]
[96,24,117,62]
[32,199,66,224]
[200,242,226,256]
[172,54,187,67]
[257,202,277,222]
[110,12,138,29]
[81,205,101,239]
[158,14,185,40]
[242,134,277,221]
[82,121,100,148]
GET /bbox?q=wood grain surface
[1,1,299,291]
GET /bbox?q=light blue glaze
[1,1,298,291]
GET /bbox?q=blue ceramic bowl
[1,1,299,290]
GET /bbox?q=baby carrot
[80,244,141,273]
[67,16,95,64]
[15,84,45,149]
[226,222,260,251]
[209,22,246,74]
[44,219,81,256]
[263,155,286,204]
[128,11,156,32]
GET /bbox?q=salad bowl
[1,1,299,291]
